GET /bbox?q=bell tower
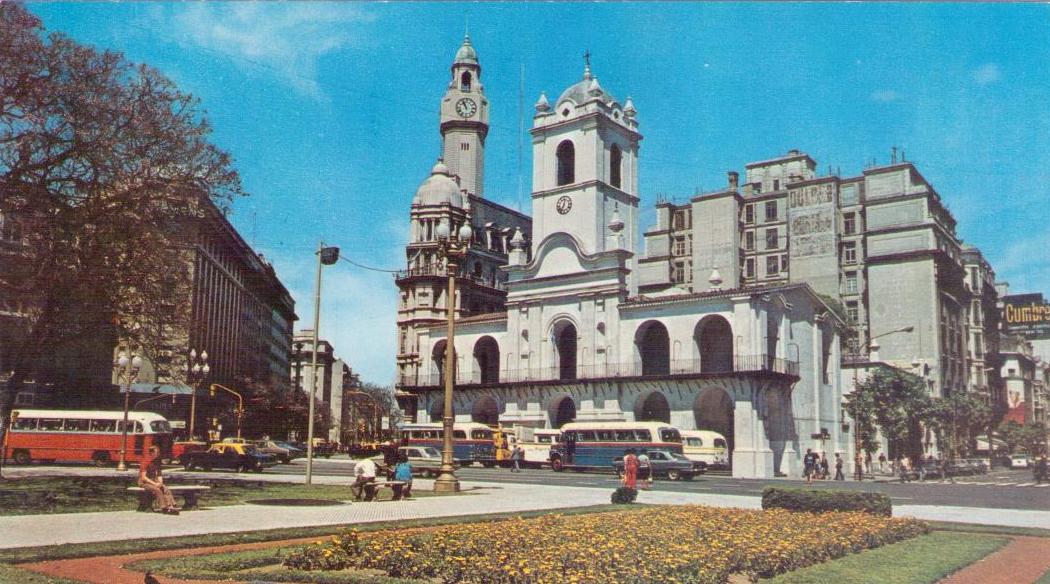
[440,34,490,198]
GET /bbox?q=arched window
[553,321,578,381]
[695,315,733,373]
[460,71,471,91]
[556,140,575,186]
[610,144,622,188]
[474,336,500,384]
[634,321,670,376]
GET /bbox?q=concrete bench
[361,481,408,502]
[127,485,211,511]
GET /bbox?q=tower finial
[465,14,469,40]
[583,49,592,80]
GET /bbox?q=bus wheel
[551,457,564,472]
[92,451,111,467]
[666,469,682,481]
[12,450,30,465]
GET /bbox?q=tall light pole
[209,384,244,439]
[306,243,339,485]
[113,349,143,471]
[433,217,472,493]
[851,325,914,480]
[187,349,209,441]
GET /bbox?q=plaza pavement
[0,467,1047,549]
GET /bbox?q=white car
[1010,455,1030,469]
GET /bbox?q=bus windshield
[150,421,172,433]
[659,428,682,442]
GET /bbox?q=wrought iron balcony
[398,354,799,388]
[394,265,505,291]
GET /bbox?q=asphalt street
[264,458,1050,512]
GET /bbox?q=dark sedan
[613,449,707,481]
[182,443,277,473]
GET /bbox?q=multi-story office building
[290,330,356,443]
[640,150,995,402]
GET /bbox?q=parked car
[1010,455,1030,469]
[612,449,707,481]
[171,441,207,464]
[273,441,306,459]
[182,443,277,473]
[371,446,451,478]
[252,440,293,464]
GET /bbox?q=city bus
[399,422,495,466]
[549,421,683,471]
[4,409,174,466]
[680,430,729,469]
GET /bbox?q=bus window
[685,437,703,447]
[714,438,727,448]
[39,418,63,431]
[660,428,682,442]
[614,430,635,441]
[91,420,117,433]
[596,430,615,441]
[471,430,491,440]
[150,421,171,433]
[578,431,596,441]
[453,430,466,439]
[118,421,143,433]
[634,430,651,442]
[65,419,90,432]
[12,417,37,431]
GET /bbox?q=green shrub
[761,487,892,516]
[284,530,361,571]
[611,487,637,504]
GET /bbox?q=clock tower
[440,34,489,198]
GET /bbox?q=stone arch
[471,395,500,426]
[460,71,471,91]
[634,390,671,423]
[473,336,500,384]
[551,319,578,381]
[610,144,622,188]
[695,315,733,373]
[694,387,734,455]
[549,394,577,428]
[431,340,448,384]
[634,320,670,376]
[556,140,575,186]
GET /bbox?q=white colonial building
[396,37,849,478]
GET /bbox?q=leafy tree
[1020,423,1049,458]
[346,382,401,444]
[0,4,241,436]
[926,391,994,458]
[846,366,930,461]
[997,420,1026,456]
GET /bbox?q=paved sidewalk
[939,536,1050,584]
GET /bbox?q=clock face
[556,196,573,215]
[455,98,477,118]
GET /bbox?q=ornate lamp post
[433,217,472,493]
[187,349,209,441]
[852,325,914,481]
[113,350,143,471]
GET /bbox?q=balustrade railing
[398,354,799,387]
[394,265,505,290]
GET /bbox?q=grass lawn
[1037,568,1050,584]
[763,531,1008,583]
[0,475,446,516]
[0,563,82,584]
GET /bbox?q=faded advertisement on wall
[1002,293,1050,340]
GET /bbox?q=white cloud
[972,63,1001,86]
[870,89,899,103]
[165,3,374,98]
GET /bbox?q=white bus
[680,430,728,469]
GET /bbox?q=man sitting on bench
[139,445,180,515]
[392,454,413,500]
[352,456,377,501]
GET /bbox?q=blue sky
[29,2,1050,384]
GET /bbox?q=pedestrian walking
[138,445,179,515]
[878,453,887,473]
[510,445,524,472]
[622,448,639,490]
[1034,456,1048,484]
[819,453,830,480]
[803,448,816,483]
[898,456,910,483]
[637,450,652,489]
[864,452,873,475]
[352,456,377,501]
[834,453,845,480]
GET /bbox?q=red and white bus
[4,409,174,466]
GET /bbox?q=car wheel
[551,457,564,472]
[12,450,30,465]
[92,451,111,467]
[667,469,682,481]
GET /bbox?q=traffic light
[209,384,216,397]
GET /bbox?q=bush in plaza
[611,486,638,504]
[283,505,927,583]
[761,487,893,516]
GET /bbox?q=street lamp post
[187,349,209,441]
[305,243,339,485]
[852,325,914,481]
[433,217,472,493]
[113,350,143,472]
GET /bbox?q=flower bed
[285,505,928,583]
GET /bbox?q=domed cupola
[453,34,478,67]
[413,160,464,208]
[556,58,619,109]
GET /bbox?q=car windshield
[420,447,441,458]
[668,452,690,461]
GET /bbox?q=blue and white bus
[548,422,683,472]
[399,422,496,466]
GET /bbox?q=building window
[766,255,779,276]
[765,201,778,222]
[745,258,755,278]
[672,236,688,257]
[843,212,856,235]
[781,253,789,272]
[765,228,778,250]
[556,140,575,186]
[461,71,471,91]
[843,242,857,264]
[671,261,689,284]
[672,209,691,230]
[744,231,754,251]
[844,272,858,294]
[846,301,859,324]
[744,204,754,224]
[773,179,781,191]
[460,142,469,151]
[610,144,622,188]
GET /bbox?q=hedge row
[761,487,892,516]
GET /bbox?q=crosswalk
[929,480,1050,488]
